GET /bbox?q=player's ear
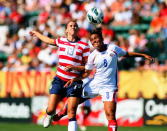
[65,29,68,36]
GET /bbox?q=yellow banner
[118,70,167,99]
[0,71,55,97]
[0,70,167,98]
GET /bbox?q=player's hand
[65,65,74,72]
[64,79,75,88]
[29,31,37,37]
[144,55,154,63]
[64,78,80,88]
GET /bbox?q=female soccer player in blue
[30,20,90,131]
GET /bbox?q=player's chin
[70,31,77,36]
[93,44,101,49]
[94,47,100,50]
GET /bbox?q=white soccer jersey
[85,43,127,90]
[54,37,90,81]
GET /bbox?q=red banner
[31,96,144,127]
[116,99,144,126]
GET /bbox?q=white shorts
[82,78,117,102]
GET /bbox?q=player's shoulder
[107,42,119,49]
[89,49,98,57]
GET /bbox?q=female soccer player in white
[59,28,153,131]
[30,20,90,131]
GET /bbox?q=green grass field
[0,123,166,131]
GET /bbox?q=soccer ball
[87,7,103,25]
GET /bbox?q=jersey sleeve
[53,38,60,47]
[85,52,95,70]
[112,45,127,57]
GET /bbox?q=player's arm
[113,45,154,62]
[81,69,92,79]
[65,56,89,71]
[64,52,93,87]
[64,69,92,87]
[30,30,55,45]
[65,65,85,71]
[71,69,92,81]
[124,52,154,62]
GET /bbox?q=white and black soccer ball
[87,7,104,25]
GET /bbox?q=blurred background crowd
[0,0,167,72]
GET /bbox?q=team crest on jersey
[109,53,115,56]
[108,51,116,57]
[106,51,115,57]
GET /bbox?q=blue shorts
[49,76,83,98]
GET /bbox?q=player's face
[90,34,103,50]
[66,21,79,36]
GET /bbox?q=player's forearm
[81,70,91,79]
[125,52,153,61]
[73,70,91,82]
[65,65,85,72]
[73,66,85,71]
[126,52,144,57]
[33,31,55,45]
[126,52,147,58]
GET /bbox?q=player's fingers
[29,31,35,36]
[146,56,153,61]
[64,81,72,88]
[65,66,72,71]
[65,68,72,72]
[148,56,153,62]
[29,32,33,36]
[151,58,155,63]
[64,82,69,87]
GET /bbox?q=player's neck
[98,44,107,52]
[67,35,78,42]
